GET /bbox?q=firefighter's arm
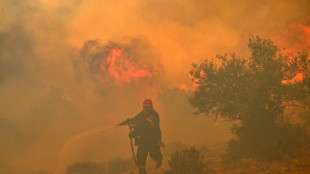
[128,123,136,129]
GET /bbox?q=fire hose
[116,118,138,167]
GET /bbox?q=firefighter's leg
[138,167,147,174]
[149,145,162,168]
[137,145,148,174]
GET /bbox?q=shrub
[65,161,105,174]
[165,146,215,174]
[107,157,135,174]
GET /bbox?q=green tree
[189,36,309,160]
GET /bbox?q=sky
[0,0,309,173]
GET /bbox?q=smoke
[0,0,309,173]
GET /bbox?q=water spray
[54,125,114,174]
[55,117,140,174]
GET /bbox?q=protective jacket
[132,109,162,146]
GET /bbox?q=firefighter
[129,99,164,174]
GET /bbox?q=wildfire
[178,70,203,91]
[178,83,197,91]
[273,17,310,84]
[282,72,304,84]
[85,42,160,85]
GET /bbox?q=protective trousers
[137,144,162,174]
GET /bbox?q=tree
[189,36,309,160]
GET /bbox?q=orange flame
[89,43,159,85]
[282,72,303,84]
[178,83,198,91]
[178,72,201,91]
[273,17,310,84]
[273,18,310,55]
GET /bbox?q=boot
[156,159,162,168]
[139,167,147,174]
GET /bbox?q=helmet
[143,99,153,108]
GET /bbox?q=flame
[282,72,303,84]
[178,70,204,91]
[178,83,196,91]
[273,18,310,55]
[89,43,159,85]
[178,76,200,91]
[272,18,310,84]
